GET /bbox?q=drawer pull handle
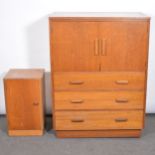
[115,99,129,103]
[70,99,84,104]
[115,118,128,122]
[33,102,39,106]
[69,81,84,85]
[115,80,129,85]
[71,119,84,123]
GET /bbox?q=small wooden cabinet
[4,69,44,136]
[49,12,150,138]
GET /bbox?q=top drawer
[53,72,145,91]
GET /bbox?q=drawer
[54,72,145,91]
[55,110,143,130]
[54,91,144,110]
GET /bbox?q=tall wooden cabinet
[49,12,150,138]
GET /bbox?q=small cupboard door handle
[33,102,39,106]
[115,99,129,103]
[70,99,84,104]
[69,81,84,85]
[115,118,128,122]
[115,80,129,85]
[71,119,84,123]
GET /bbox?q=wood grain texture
[56,130,141,138]
[49,14,150,138]
[54,91,144,110]
[4,69,44,136]
[55,110,143,130]
[51,21,99,71]
[4,69,44,79]
[8,130,44,136]
[99,21,148,71]
[54,72,145,91]
[50,20,149,72]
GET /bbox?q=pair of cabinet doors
[51,21,148,71]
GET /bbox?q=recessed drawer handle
[115,80,129,85]
[71,119,84,123]
[115,99,129,103]
[70,99,84,104]
[115,118,128,122]
[69,81,84,85]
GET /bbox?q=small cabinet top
[4,69,44,80]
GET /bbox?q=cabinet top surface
[4,69,44,79]
[50,12,150,19]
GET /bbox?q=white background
[0,0,155,114]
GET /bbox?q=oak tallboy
[49,12,150,137]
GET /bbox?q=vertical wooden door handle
[101,39,106,56]
[94,39,99,56]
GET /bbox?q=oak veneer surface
[56,130,141,138]
[54,72,145,91]
[4,69,44,136]
[54,91,144,110]
[55,110,143,130]
[50,21,149,72]
[4,69,44,79]
[49,12,150,138]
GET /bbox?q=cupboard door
[5,80,43,130]
[99,21,149,71]
[51,21,99,71]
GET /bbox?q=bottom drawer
[55,110,143,130]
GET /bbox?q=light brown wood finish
[55,110,143,130]
[8,130,43,136]
[54,91,144,110]
[51,20,149,72]
[49,13,150,138]
[4,69,44,136]
[54,72,145,91]
[56,130,141,138]
[99,21,148,71]
[51,21,100,71]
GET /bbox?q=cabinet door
[99,21,149,71]
[5,80,43,130]
[51,21,99,71]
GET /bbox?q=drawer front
[54,91,144,110]
[54,72,145,91]
[55,111,143,130]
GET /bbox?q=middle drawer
[54,72,145,91]
[54,91,144,110]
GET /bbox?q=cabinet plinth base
[56,130,142,138]
[8,130,44,136]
